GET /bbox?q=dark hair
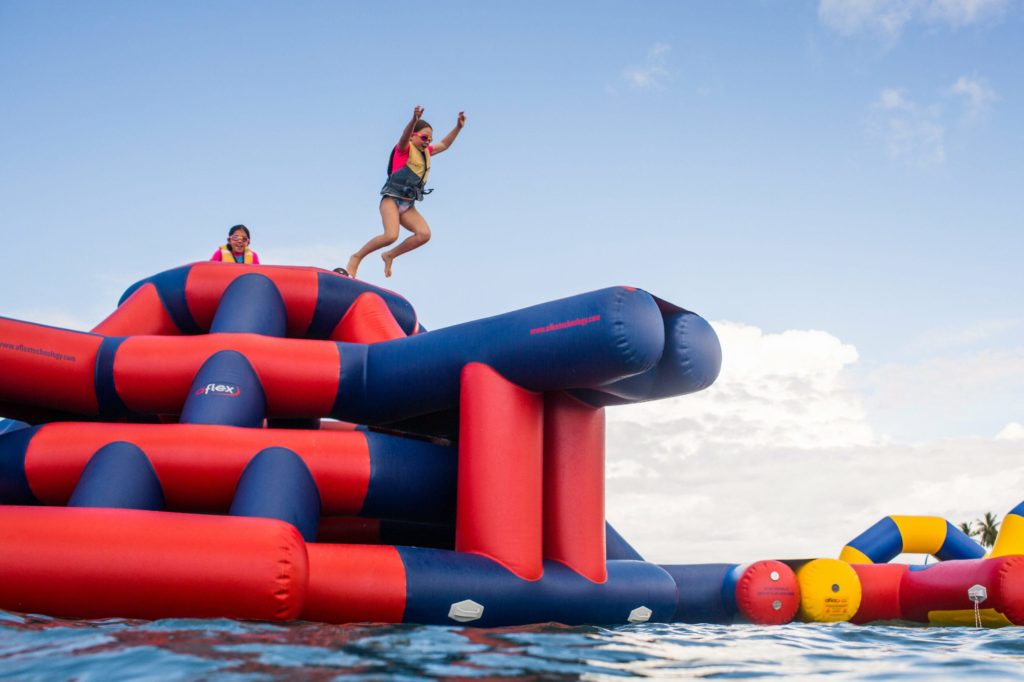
[228,224,250,240]
[413,119,432,133]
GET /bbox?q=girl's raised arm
[396,105,424,150]
[430,111,466,155]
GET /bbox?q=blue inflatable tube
[571,305,722,407]
[231,446,322,541]
[67,441,165,511]
[0,425,40,504]
[661,563,738,624]
[209,273,288,336]
[336,286,721,424]
[401,549,678,626]
[660,561,801,625]
[842,516,986,563]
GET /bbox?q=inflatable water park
[2,262,1023,627]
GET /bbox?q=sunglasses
[416,133,432,143]
[229,236,249,243]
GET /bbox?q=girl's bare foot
[346,255,361,278]
[381,252,395,278]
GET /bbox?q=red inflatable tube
[0,320,343,418]
[112,334,341,416]
[331,291,407,343]
[0,506,308,621]
[24,422,371,514]
[91,282,180,336]
[185,263,320,337]
[0,317,102,415]
[302,543,407,624]
[850,563,908,624]
[899,556,1024,625]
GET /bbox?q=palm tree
[959,513,1001,548]
[959,521,978,539]
[978,512,1000,548]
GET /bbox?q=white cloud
[925,0,1009,25]
[819,0,918,39]
[863,347,1024,440]
[819,0,1009,39]
[610,322,874,456]
[605,320,1024,564]
[877,87,910,110]
[609,439,1024,564]
[868,88,946,167]
[997,422,1024,440]
[948,74,999,119]
[911,317,1021,353]
[621,43,673,90]
[866,75,999,167]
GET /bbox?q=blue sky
[2,1,1022,560]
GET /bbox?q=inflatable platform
[1,263,1021,627]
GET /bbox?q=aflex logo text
[195,383,241,397]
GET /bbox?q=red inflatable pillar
[456,362,543,581]
[91,282,180,336]
[330,291,408,344]
[543,391,607,583]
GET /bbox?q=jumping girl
[346,106,465,278]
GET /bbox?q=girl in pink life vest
[345,105,465,278]
[211,224,260,264]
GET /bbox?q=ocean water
[1,610,1022,680]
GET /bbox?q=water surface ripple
[1,610,1021,680]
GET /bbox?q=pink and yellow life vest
[219,245,255,264]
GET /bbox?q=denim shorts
[381,196,414,214]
